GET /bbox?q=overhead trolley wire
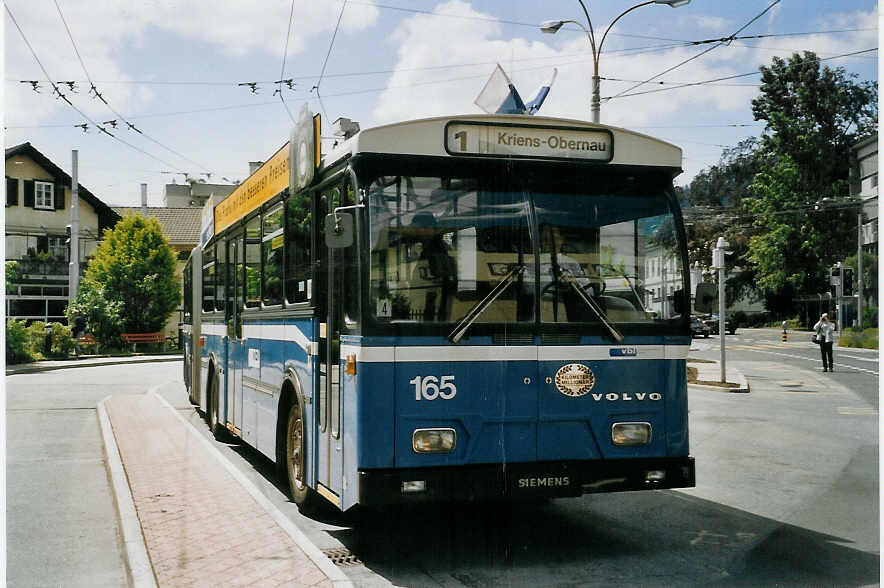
[607,0,783,101]
[312,0,348,123]
[51,0,212,175]
[4,3,184,172]
[277,0,298,124]
[605,47,877,100]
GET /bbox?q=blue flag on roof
[474,64,556,115]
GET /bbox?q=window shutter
[23,179,35,208]
[55,182,65,209]
[5,177,18,206]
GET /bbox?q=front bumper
[358,456,695,506]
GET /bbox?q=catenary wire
[52,0,212,175]
[607,0,782,100]
[313,0,348,123]
[277,0,297,123]
[5,3,185,172]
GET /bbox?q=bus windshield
[367,172,685,330]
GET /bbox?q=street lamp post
[540,0,690,123]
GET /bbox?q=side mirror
[694,283,717,313]
[325,213,354,248]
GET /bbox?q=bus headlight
[412,428,456,453]
[612,422,652,446]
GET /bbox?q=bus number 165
[410,375,457,400]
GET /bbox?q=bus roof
[322,114,682,172]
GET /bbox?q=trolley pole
[712,237,729,383]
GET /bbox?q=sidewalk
[101,392,341,587]
[6,352,181,375]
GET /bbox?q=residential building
[5,142,118,324]
[163,179,237,208]
[850,134,878,256]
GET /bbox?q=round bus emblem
[554,363,595,397]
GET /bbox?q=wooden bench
[75,333,98,355]
[121,332,164,352]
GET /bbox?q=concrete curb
[97,396,158,588]
[6,355,181,375]
[153,392,355,588]
[687,360,750,393]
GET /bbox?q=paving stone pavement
[104,394,332,587]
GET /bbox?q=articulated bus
[181,108,695,513]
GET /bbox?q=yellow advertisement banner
[215,144,290,234]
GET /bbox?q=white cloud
[4,0,380,124]
[373,3,877,131]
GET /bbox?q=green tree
[5,260,20,293]
[742,52,877,312]
[681,138,763,306]
[79,215,180,333]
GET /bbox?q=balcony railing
[14,258,88,277]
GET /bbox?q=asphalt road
[7,340,879,586]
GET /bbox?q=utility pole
[712,237,729,383]
[857,211,863,329]
[69,150,80,301]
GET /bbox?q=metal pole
[857,211,863,329]
[719,264,725,383]
[591,73,600,123]
[69,150,80,301]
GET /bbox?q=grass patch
[838,327,878,349]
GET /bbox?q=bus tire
[208,371,228,441]
[285,401,317,510]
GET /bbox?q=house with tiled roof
[5,142,119,324]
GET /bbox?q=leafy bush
[6,319,36,364]
[838,328,878,349]
[49,322,75,357]
[65,282,124,349]
[26,321,47,360]
[862,305,877,327]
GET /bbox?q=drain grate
[322,548,362,567]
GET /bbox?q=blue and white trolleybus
[181,108,695,512]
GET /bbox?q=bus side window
[285,190,312,304]
[202,243,215,312]
[262,203,284,306]
[244,215,261,308]
[215,240,227,311]
[341,180,360,330]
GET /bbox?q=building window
[35,181,54,210]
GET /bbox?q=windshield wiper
[559,269,624,343]
[448,264,525,343]
[603,264,649,314]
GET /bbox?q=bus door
[225,231,245,435]
[315,180,351,504]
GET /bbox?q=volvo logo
[554,363,595,397]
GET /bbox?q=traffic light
[843,267,854,296]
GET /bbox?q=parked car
[690,316,711,338]
[702,313,736,335]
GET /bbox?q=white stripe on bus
[340,344,691,363]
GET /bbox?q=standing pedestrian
[813,313,836,372]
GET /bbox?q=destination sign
[215,144,290,234]
[444,121,613,161]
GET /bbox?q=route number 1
[410,375,457,400]
[453,130,467,151]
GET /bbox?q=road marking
[723,347,878,376]
[837,354,879,363]
[838,407,878,416]
[689,530,756,547]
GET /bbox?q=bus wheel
[286,402,316,509]
[208,373,227,441]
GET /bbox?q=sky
[3,0,879,208]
